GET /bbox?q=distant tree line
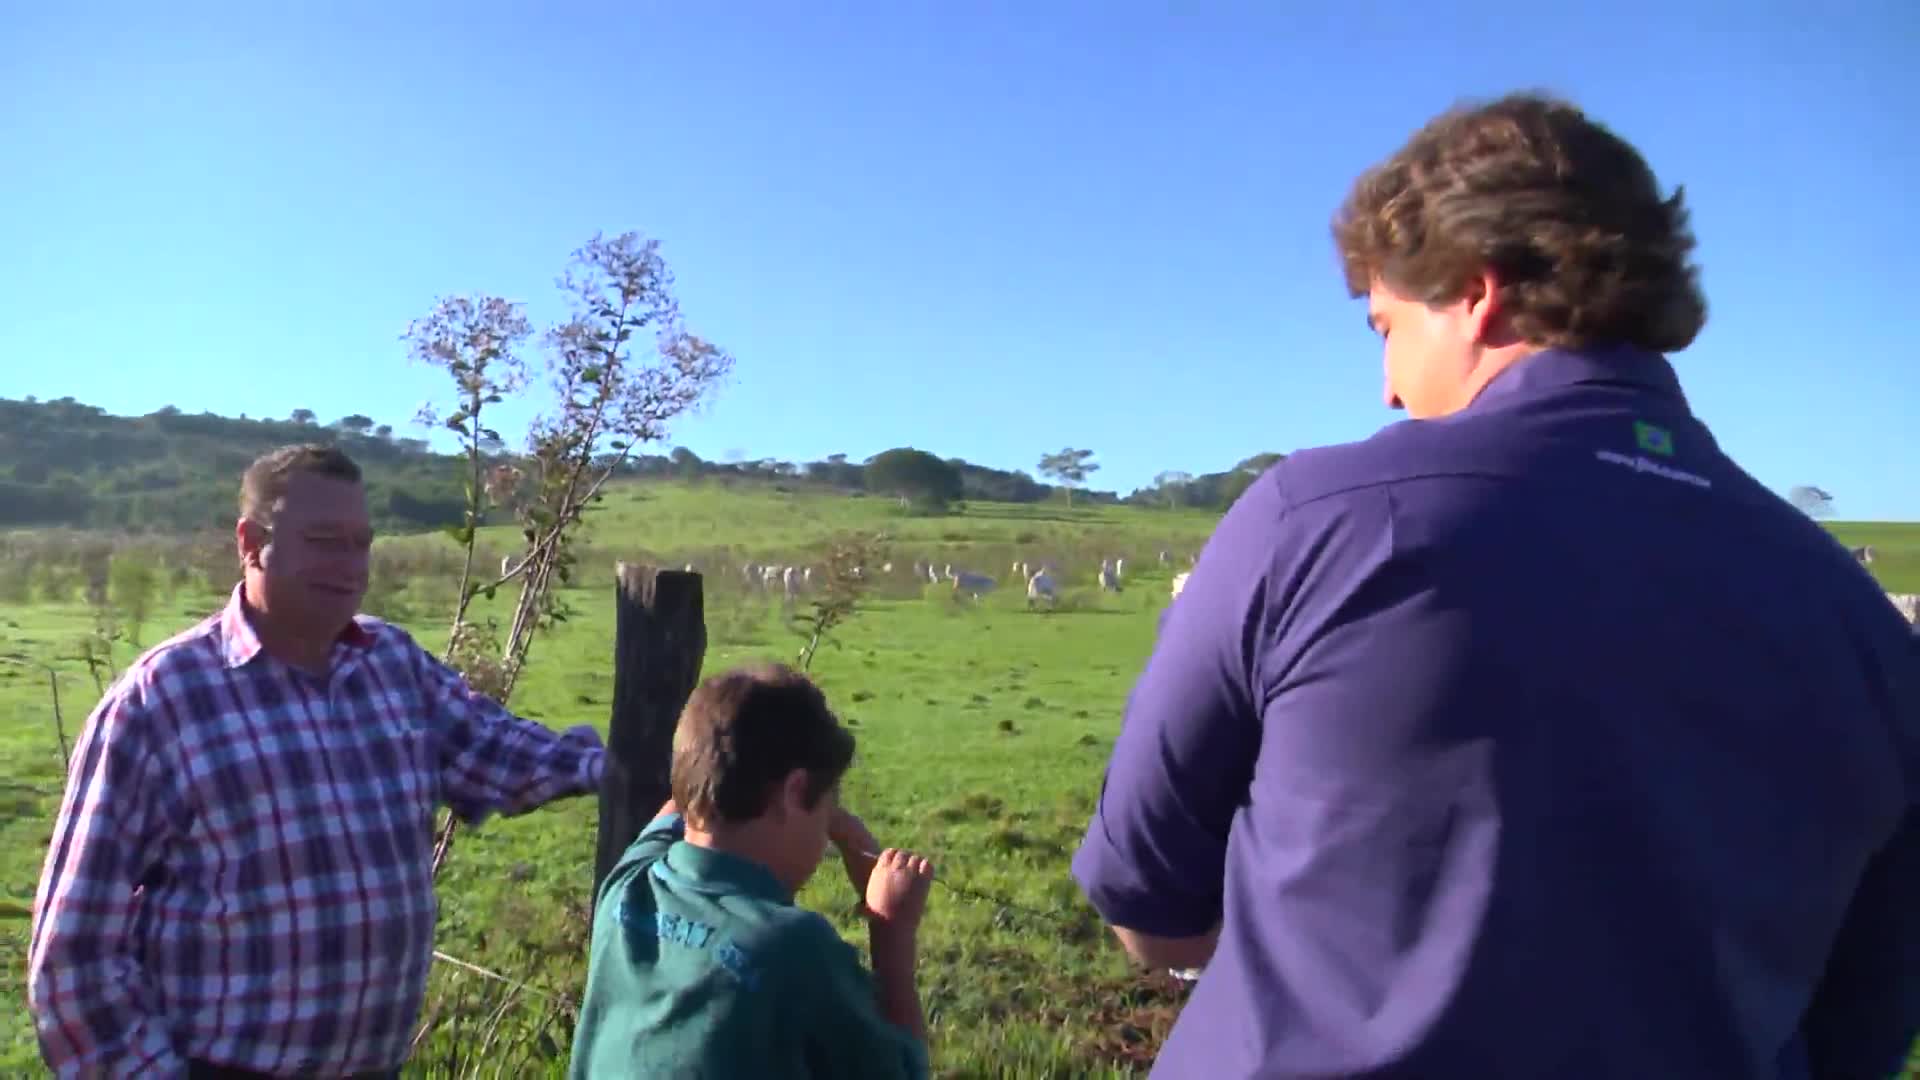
[1119,452,1288,510]
[0,395,1282,533]
[0,396,464,532]
[612,445,1068,509]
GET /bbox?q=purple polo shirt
[1073,346,1920,1078]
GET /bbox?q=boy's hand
[863,849,934,934]
[861,849,933,1042]
[828,808,881,894]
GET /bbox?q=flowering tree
[405,231,735,876]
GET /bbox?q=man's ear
[1462,268,1510,347]
[236,517,268,571]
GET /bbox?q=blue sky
[3,3,1915,517]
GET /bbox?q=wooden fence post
[594,563,707,899]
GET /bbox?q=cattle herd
[499,546,1917,623]
[704,551,1200,609]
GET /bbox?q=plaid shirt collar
[217,583,378,669]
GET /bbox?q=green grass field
[2,482,1916,1076]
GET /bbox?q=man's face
[1367,280,1482,419]
[246,473,373,635]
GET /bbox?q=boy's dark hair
[670,663,856,827]
[1332,91,1707,354]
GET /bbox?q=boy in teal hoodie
[570,662,935,1078]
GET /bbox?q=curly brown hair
[1332,92,1707,353]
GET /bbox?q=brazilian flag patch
[1634,420,1674,457]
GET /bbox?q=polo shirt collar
[662,841,795,906]
[1466,345,1689,413]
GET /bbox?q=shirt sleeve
[797,920,930,1080]
[1070,473,1278,939]
[415,644,606,824]
[27,671,187,1079]
[1802,621,1920,1080]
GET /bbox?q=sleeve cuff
[1071,823,1217,939]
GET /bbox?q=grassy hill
[0,396,474,533]
[471,481,1223,570]
[1817,521,1920,594]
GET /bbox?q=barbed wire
[857,849,1079,930]
[432,945,560,999]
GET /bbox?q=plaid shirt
[27,585,606,1078]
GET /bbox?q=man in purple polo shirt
[1073,93,1919,1078]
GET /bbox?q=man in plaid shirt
[27,444,607,1079]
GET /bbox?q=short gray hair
[239,443,362,527]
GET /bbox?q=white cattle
[1026,569,1057,609]
[948,567,995,600]
[782,565,800,599]
[1888,592,1919,624]
[1852,545,1877,565]
[1170,571,1192,599]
